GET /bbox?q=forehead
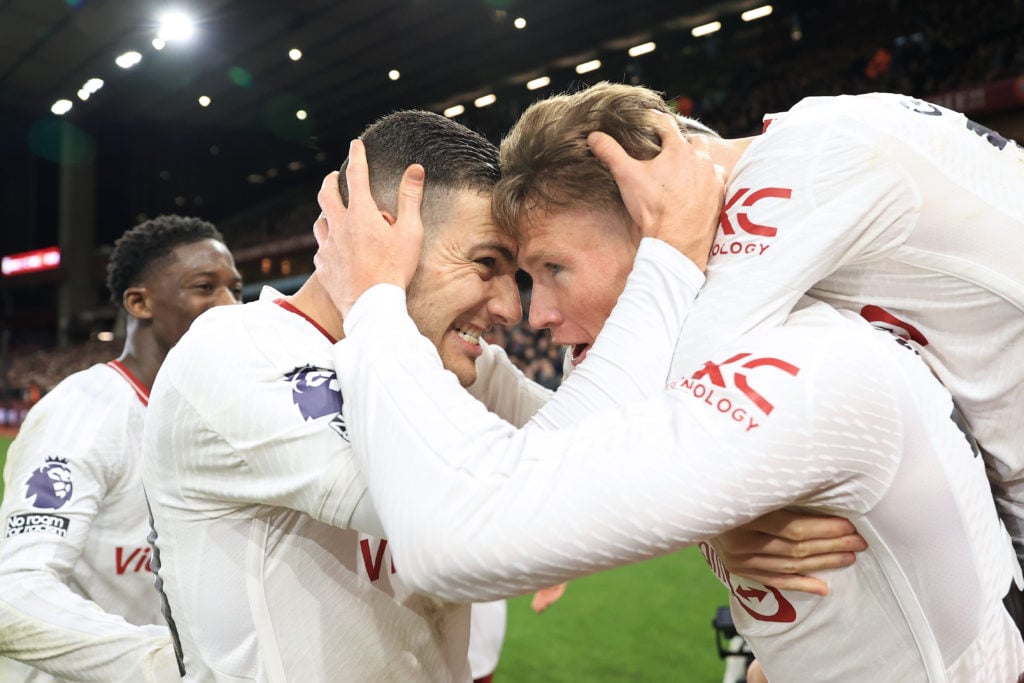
[518,207,625,261]
[429,190,517,256]
[149,239,236,281]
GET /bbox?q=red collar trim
[273,298,338,344]
[106,360,149,406]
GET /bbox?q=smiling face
[142,238,243,352]
[517,206,640,366]
[406,190,522,386]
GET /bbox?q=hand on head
[313,139,426,318]
[587,110,725,271]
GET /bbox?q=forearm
[0,569,178,682]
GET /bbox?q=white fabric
[335,289,1023,679]
[467,601,506,679]
[0,363,177,683]
[679,92,1024,560]
[142,283,557,682]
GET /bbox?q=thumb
[587,131,634,175]
[313,214,328,248]
[396,163,426,223]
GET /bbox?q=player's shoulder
[25,363,136,422]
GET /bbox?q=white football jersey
[141,287,549,683]
[333,275,1023,678]
[0,362,177,683]
[677,93,1024,557]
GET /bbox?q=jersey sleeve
[147,367,369,532]
[466,341,552,428]
[335,293,904,601]
[674,120,921,363]
[0,403,178,682]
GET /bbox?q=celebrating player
[313,93,1024,680]
[0,216,241,682]
[140,110,723,681]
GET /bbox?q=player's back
[684,305,1023,681]
[678,92,1024,552]
[142,292,470,682]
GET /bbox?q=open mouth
[570,343,590,366]
[455,326,483,347]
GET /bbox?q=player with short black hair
[0,215,240,682]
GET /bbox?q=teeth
[455,327,481,345]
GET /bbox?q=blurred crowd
[4,0,1021,410]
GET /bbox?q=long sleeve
[335,294,903,602]
[0,373,178,682]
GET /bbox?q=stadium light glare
[198,95,211,107]
[289,48,302,61]
[296,109,308,120]
[741,5,773,22]
[115,51,142,69]
[77,89,90,101]
[152,37,166,50]
[513,17,527,29]
[83,78,104,93]
[443,104,465,118]
[51,99,73,115]
[474,93,496,108]
[575,59,601,74]
[157,11,195,42]
[526,75,550,90]
[691,21,721,37]
[628,41,656,57]
[388,69,401,81]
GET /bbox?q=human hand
[587,111,724,271]
[713,510,867,596]
[530,583,567,614]
[313,139,425,318]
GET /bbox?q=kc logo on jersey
[24,457,73,510]
[285,366,349,440]
[712,186,792,259]
[669,353,800,432]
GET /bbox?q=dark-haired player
[0,215,241,682]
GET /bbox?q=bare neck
[703,135,757,182]
[116,323,167,391]
[285,272,345,342]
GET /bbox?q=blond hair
[494,82,713,237]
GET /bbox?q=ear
[380,210,397,226]
[122,286,153,321]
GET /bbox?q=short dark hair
[106,214,225,307]
[338,110,500,231]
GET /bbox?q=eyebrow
[479,241,516,263]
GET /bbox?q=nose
[488,274,523,327]
[527,283,561,332]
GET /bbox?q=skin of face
[517,206,640,366]
[142,238,243,353]
[406,190,522,386]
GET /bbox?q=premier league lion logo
[284,366,348,439]
[25,457,73,510]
